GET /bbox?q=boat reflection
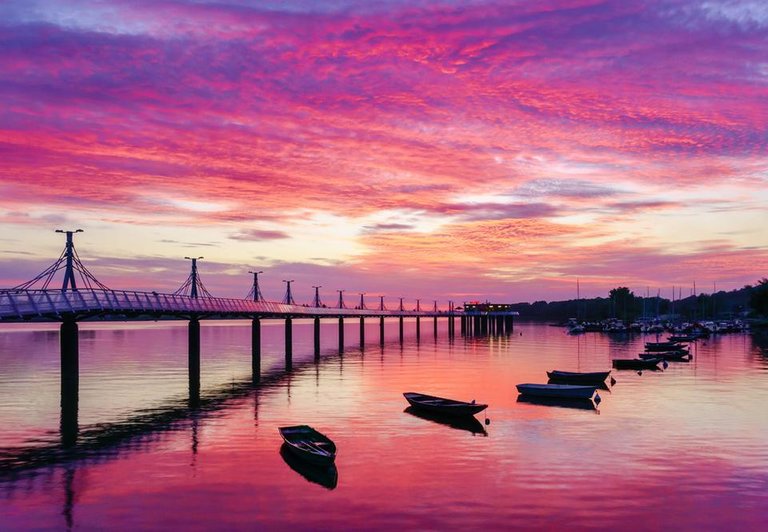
[279,443,338,490]
[516,395,598,412]
[404,406,488,436]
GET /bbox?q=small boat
[516,383,598,400]
[645,342,686,352]
[278,425,336,466]
[639,351,691,361]
[403,392,488,417]
[667,335,696,342]
[612,358,662,370]
[546,370,611,385]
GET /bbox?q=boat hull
[612,358,661,370]
[639,352,690,361]
[546,370,611,384]
[403,392,488,417]
[516,383,597,400]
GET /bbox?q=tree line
[507,279,768,322]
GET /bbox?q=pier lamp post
[184,256,204,299]
[337,289,345,309]
[282,279,295,305]
[56,229,83,292]
[249,270,264,302]
[359,292,366,310]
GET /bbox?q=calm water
[1,320,767,530]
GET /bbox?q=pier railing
[0,289,462,321]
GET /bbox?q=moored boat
[278,425,337,466]
[403,392,488,417]
[667,335,697,342]
[516,383,598,400]
[645,342,686,352]
[639,351,691,361]
[612,358,662,370]
[546,370,611,385]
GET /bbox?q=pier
[0,231,518,443]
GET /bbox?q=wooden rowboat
[278,425,336,466]
[403,392,488,417]
[639,351,691,361]
[645,342,687,352]
[546,370,611,385]
[516,383,598,400]
[612,358,662,370]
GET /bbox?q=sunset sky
[0,0,766,305]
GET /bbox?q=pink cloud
[0,0,766,301]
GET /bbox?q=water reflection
[279,443,338,490]
[516,395,599,412]
[403,406,488,436]
[1,323,766,530]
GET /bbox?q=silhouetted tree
[609,287,635,321]
[750,278,768,316]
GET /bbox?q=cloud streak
[0,0,766,300]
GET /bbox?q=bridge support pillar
[188,318,201,402]
[251,318,261,383]
[507,314,514,333]
[416,316,420,342]
[314,317,321,359]
[338,317,344,353]
[60,319,79,447]
[379,317,385,346]
[285,317,293,370]
[474,315,481,335]
[460,315,466,336]
[359,317,365,348]
[399,316,404,344]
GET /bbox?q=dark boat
[639,351,691,361]
[404,406,487,435]
[278,425,336,466]
[516,395,598,411]
[516,383,598,400]
[403,392,488,417]
[645,342,686,352]
[280,444,338,490]
[546,370,611,385]
[612,358,662,370]
[667,335,697,342]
